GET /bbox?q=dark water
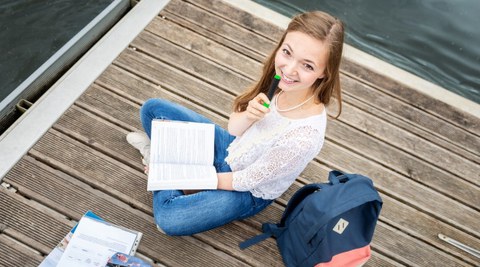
[1,1,478,106]
[254,0,480,104]
[0,0,113,101]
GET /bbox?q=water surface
[0,0,114,101]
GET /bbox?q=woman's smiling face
[274,31,329,93]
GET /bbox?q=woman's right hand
[245,93,270,121]
[228,93,271,136]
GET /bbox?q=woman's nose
[283,62,298,76]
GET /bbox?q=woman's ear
[318,71,325,80]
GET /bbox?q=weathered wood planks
[2,0,479,266]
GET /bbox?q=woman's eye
[304,64,314,71]
[282,49,291,56]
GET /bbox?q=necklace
[275,91,315,112]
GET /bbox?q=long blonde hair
[233,11,345,118]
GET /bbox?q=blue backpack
[240,170,382,267]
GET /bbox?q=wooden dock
[1,0,479,266]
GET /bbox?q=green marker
[263,74,281,108]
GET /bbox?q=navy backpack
[240,170,382,267]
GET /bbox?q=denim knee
[140,98,173,136]
[141,98,169,118]
[154,212,179,236]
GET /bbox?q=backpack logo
[333,218,349,234]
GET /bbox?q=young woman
[127,11,344,235]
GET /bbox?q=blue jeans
[140,98,273,236]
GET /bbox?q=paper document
[57,216,142,267]
[39,211,103,267]
[148,120,217,190]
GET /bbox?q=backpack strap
[239,224,280,249]
[328,169,347,184]
[240,171,344,250]
[280,183,325,225]
[239,232,270,250]
[239,184,325,250]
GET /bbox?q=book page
[148,163,217,190]
[150,120,214,166]
[148,120,217,190]
[57,216,141,267]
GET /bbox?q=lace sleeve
[232,126,322,193]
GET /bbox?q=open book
[147,119,217,190]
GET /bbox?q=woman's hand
[245,93,270,121]
[228,93,270,136]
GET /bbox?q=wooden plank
[96,65,227,127]
[131,30,252,95]
[372,222,470,266]
[162,0,274,61]
[30,129,152,213]
[5,157,250,266]
[341,61,480,135]
[339,86,480,184]
[186,0,284,42]
[340,74,480,157]
[163,0,277,53]
[160,9,266,62]
[77,83,144,131]
[367,251,406,267]
[326,120,479,207]
[77,81,221,132]
[341,92,480,165]
[114,49,234,118]
[0,187,72,251]
[0,223,51,256]
[55,106,141,170]
[145,16,261,79]
[0,234,43,267]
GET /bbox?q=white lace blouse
[225,97,327,199]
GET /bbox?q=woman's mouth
[281,73,298,85]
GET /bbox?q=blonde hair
[233,11,345,118]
